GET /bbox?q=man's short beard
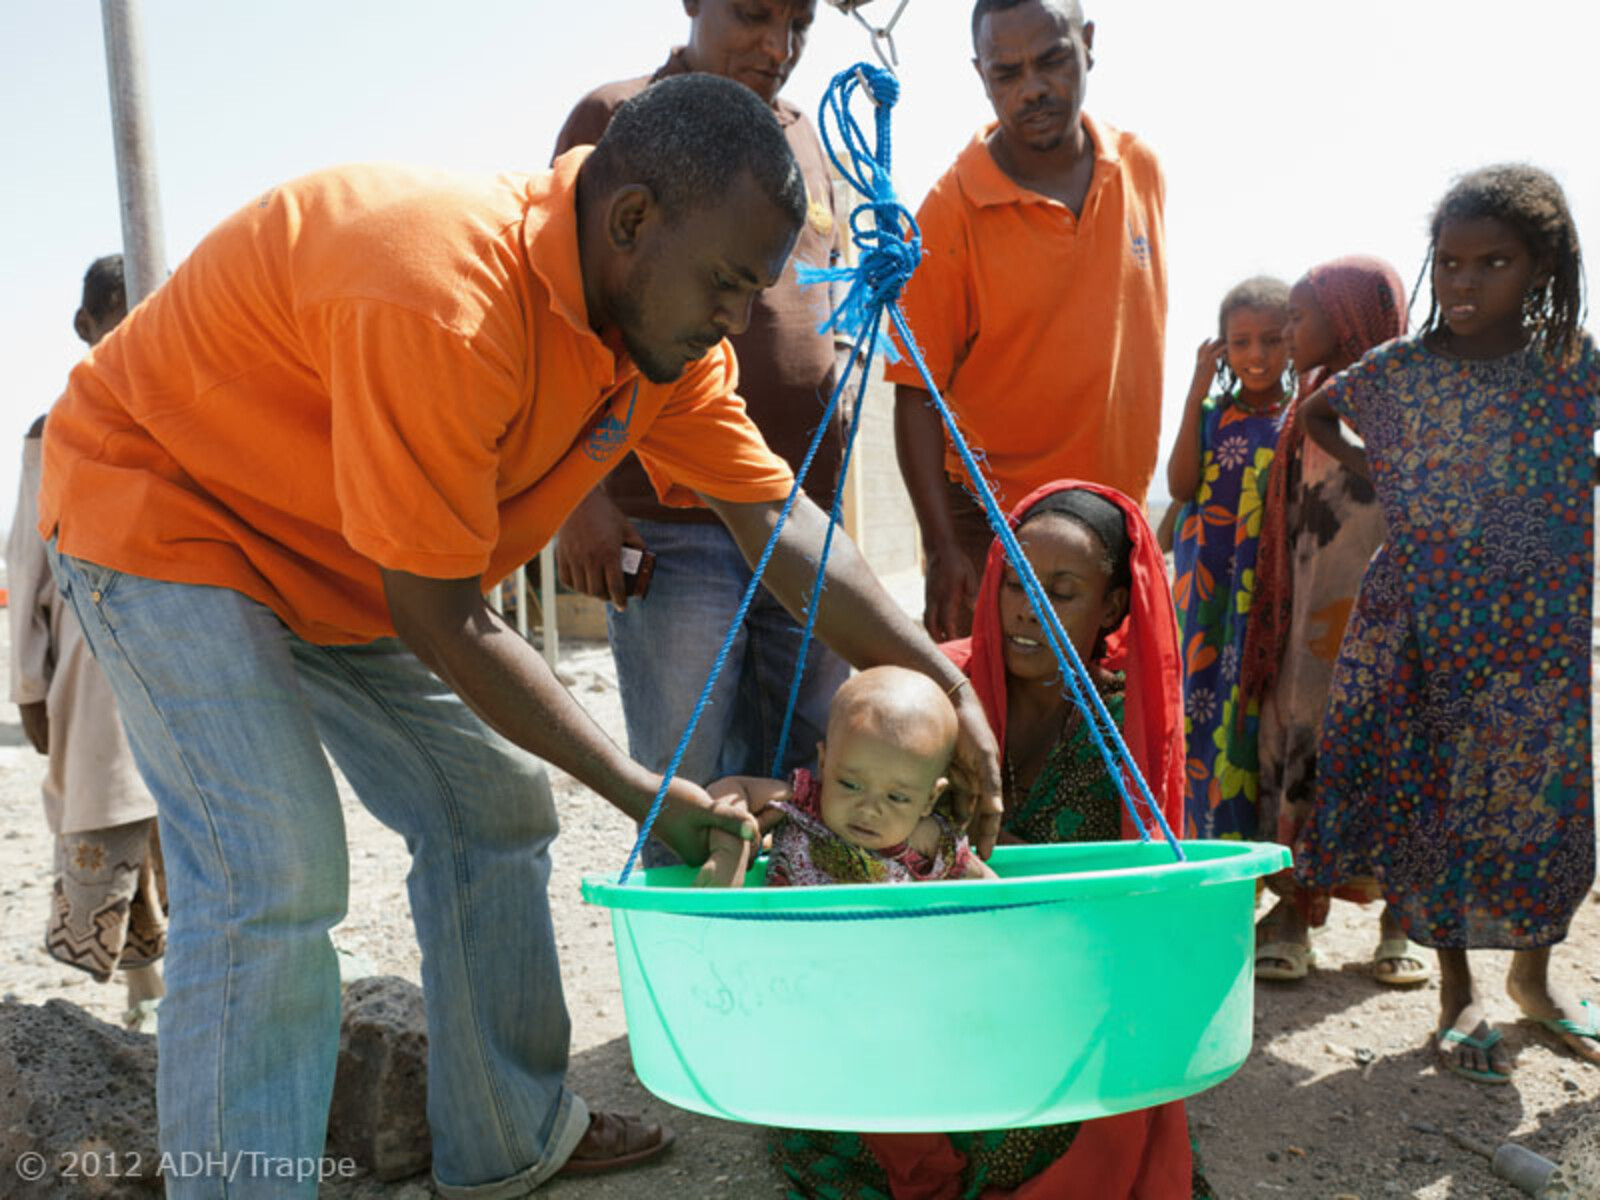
[621,321,685,383]
[612,261,686,384]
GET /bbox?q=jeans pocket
[55,548,124,603]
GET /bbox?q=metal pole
[514,561,529,640]
[539,546,559,667]
[101,0,167,305]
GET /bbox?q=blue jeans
[607,520,849,866]
[48,546,588,1199]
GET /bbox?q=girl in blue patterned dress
[1300,164,1599,1084]
[1168,278,1291,839]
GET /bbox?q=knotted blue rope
[794,62,1181,861]
[619,62,1181,885]
[791,66,918,363]
[769,64,905,776]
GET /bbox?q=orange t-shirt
[39,151,794,645]
[885,114,1167,509]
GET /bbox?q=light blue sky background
[2,1,1596,532]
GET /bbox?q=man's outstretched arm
[381,569,757,864]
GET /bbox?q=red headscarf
[1238,256,1407,707]
[940,479,1185,838]
[865,491,1190,1196]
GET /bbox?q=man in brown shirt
[554,0,851,852]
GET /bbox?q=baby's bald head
[813,667,961,850]
[826,666,959,767]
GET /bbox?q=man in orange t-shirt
[550,0,856,869]
[889,0,1167,641]
[40,76,1000,1198]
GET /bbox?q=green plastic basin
[581,839,1289,1131]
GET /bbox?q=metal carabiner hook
[829,0,912,72]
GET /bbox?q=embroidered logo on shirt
[1128,219,1152,268]
[584,381,638,463]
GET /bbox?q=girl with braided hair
[1299,164,1599,1084]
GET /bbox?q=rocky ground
[1,570,1597,1199]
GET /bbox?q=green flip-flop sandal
[1537,999,1600,1053]
[1437,1026,1511,1085]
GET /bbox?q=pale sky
[2,1,1596,533]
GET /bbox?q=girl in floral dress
[1167,278,1292,839]
[1299,164,1599,1084]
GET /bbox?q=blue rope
[615,77,900,879]
[793,66,920,363]
[886,306,1184,860]
[770,64,916,771]
[618,62,1183,885]
[767,318,879,776]
[617,313,860,882]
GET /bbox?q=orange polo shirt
[40,150,794,645]
[885,114,1167,509]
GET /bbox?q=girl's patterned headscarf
[1239,256,1407,707]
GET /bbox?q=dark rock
[0,998,160,1198]
[1544,1114,1600,1198]
[327,976,431,1182]
[3,980,437,1195]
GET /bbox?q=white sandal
[1255,941,1315,982]
[1373,937,1429,986]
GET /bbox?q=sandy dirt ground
[1,569,1597,1199]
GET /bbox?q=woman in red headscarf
[942,481,1183,847]
[769,482,1205,1200]
[1237,257,1420,986]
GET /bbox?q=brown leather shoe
[555,1111,676,1176]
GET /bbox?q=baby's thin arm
[694,776,794,888]
[909,815,944,857]
[962,853,998,880]
[706,775,793,832]
[695,826,752,888]
[912,816,997,880]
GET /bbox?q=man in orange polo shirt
[41,76,999,1199]
[550,0,855,868]
[891,0,1167,640]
